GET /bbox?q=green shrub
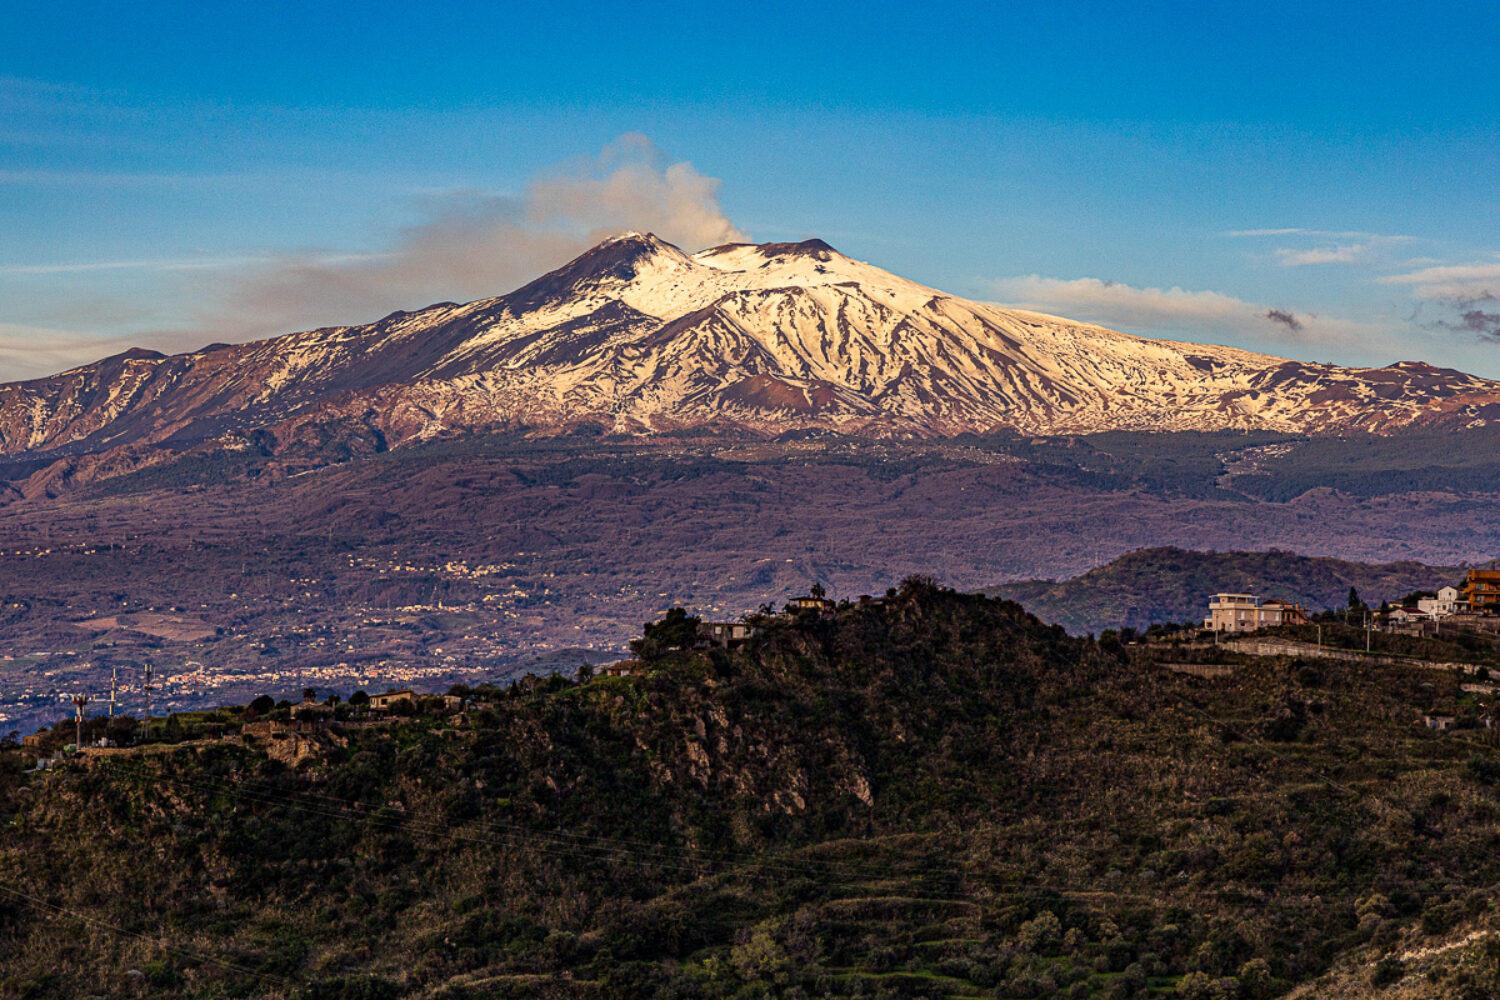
[299,975,402,1000]
[1421,901,1463,937]
[1372,955,1405,987]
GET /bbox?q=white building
[1387,606,1431,626]
[1417,586,1461,618]
[1204,593,1308,632]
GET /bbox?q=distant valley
[4,428,1500,734]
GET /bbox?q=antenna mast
[72,694,90,748]
[141,663,154,740]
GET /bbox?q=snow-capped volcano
[3,232,1500,464]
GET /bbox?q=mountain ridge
[4,233,1500,487]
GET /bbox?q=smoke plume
[191,133,746,343]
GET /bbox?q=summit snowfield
[3,233,1500,466]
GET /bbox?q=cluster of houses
[1378,569,1500,628]
[1384,588,1462,627]
[1204,568,1500,634]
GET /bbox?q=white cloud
[1224,227,1400,240]
[1279,237,1410,268]
[1377,259,1500,300]
[1226,228,1413,268]
[1225,228,1311,237]
[989,274,1376,352]
[1377,258,1500,343]
[1275,244,1370,266]
[994,275,1252,326]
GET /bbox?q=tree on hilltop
[1347,586,1367,624]
[630,607,702,662]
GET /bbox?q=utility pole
[109,666,117,718]
[72,694,90,748]
[1317,623,1323,649]
[141,663,154,740]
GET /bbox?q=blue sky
[3,0,1500,380]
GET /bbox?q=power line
[81,750,1496,904]
[0,883,294,993]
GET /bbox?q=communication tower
[72,693,90,748]
[141,663,154,739]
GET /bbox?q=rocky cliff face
[5,233,1500,469]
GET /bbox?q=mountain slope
[5,233,1500,471]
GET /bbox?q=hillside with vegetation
[1223,425,1500,502]
[987,547,1462,634]
[4,582,1500,999]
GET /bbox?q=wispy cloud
[0,75,103,113]
[988,274,1377,353]
[0,75,160,158]
[0,169,242,187]
[1377,259,1500,299]
[1225,228,1311,237]
[1226,228,1414,269]
[1224,227,1402,240]
[174,133,746,343]
[0,323,139,382]
[1275,243,1375,266]
[1379,258,1500,344]
[0,254,284,276]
